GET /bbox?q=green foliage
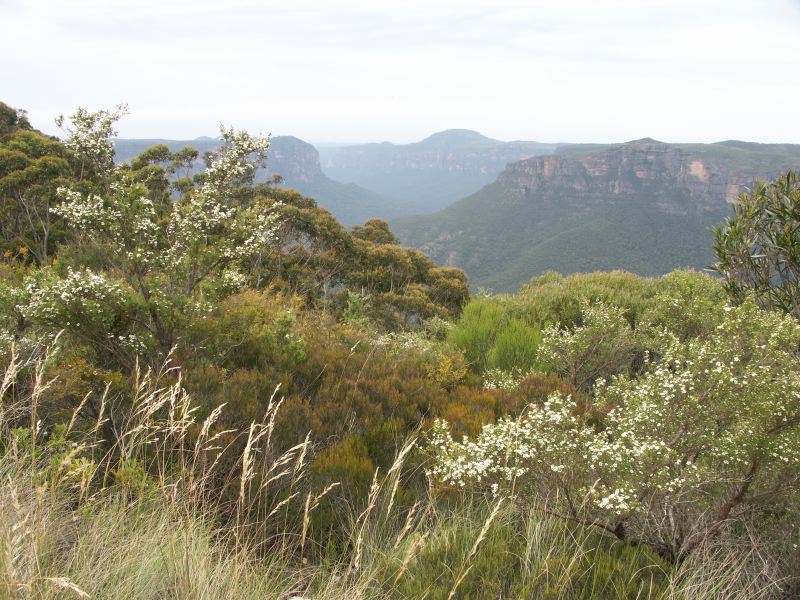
[9,108,286,373]
[0,104,75,264]
[264,187,469,329]
[341,290,371,326]
[713,171,800,319]
[448,298,508,371]
[537,301,640,392]
[112,458,152,494]
[642,268,728,340]
[450,270,725,379]
[518,270,659,327]
[380,503,669,600]
[450,272,639,375]
[0,101,31,135]
[351,218,397,244]
[486,317,541,372]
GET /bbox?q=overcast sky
[3,0,800,144]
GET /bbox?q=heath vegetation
[1,101,799,598]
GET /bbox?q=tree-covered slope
[393,139,800,291]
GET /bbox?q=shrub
[448,298,517,372]
[713,171,800,319]
[429,300,800,564]
[536,301,640,392]
[486,317,541,372]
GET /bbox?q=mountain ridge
[318,130,563,215]
[392,138,800,291]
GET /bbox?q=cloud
[2,0,799,143]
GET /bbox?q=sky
[2,0,800,145]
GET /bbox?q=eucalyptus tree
[0,102,73,264]
[713,172,800,319]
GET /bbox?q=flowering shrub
[55,104,128,177]
[536,300,640,392]
[23,108,284,363]
[429,300,800,560]
[482,368,530,391]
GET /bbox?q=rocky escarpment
[499,139,793,213]
[265,136,324,184]
[114,135,326,186]
[321,130,558,177]
[393,138,800,291]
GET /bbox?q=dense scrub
[0,350,782,600]
[1,101,799,598]
[0,103,476,527]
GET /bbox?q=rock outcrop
[499,139,795,213]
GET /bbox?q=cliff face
[392,139,800,292]
[498,140,788,214]
[111,136,323,183]
[266,136,323,185]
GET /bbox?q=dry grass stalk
[447,497,505,600]
[43,576,90,598]
[384,437,415,519]
[351,467,381,573]
[393,501,420,551]
[300,482,341,555]
[393,529,429,585]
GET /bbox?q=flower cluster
[56,105,128,175]
[374,331,438,355]
[482,368,531,391]
[50,107,283,323]
[536,300,638,391]
[21,268,127,328]
[51,189,120,230]
[200,126,270,198]
[228,210,282,258]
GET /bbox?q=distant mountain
[113,136,397,226]
[318,129,561,215]
[392,139,800,292]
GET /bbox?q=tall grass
[0,343,790,599]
